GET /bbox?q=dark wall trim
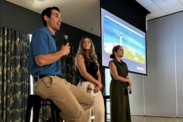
[1,0,102,53]
[100,0,150,32]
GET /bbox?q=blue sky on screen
[103,16,145,57]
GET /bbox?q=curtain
[60,45,80,85]
[0,26,30,122]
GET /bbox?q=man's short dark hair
[42,7,60,27]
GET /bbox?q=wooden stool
[25,95,62,122]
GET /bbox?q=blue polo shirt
[29,27,62,78]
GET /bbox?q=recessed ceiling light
[152,0,167,3]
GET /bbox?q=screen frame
[100,8,147,76]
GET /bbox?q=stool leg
[51,101,60,122]
[33,102,41,122]
[25,96,32,122]
[104,97,107,122]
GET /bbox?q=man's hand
[60,43,70,56]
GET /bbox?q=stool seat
[25,95,61,122]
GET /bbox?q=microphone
[63,35,68,57]
[63,35,68,45]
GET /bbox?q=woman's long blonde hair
[76,36,98,65]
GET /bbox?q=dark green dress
[110,58,131,122]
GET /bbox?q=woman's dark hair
[110,45,121,59]
[42,7,60,27]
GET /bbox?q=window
[105,68,111,121]
[29,34,34,95]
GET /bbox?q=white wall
[129,73,144,115]
[145,12,183,117]
[145,15,176,117]
[173,12,183,117]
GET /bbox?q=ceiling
[5,0,183,36]
[137,0,183,20]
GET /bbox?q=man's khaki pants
[34,75,94,122]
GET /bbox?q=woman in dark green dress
[109,45,132,122]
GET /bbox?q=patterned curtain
[57,43,80,85]
[38,104,51,122]
[0,27,30,122]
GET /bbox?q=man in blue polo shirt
[29,7,94,122]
